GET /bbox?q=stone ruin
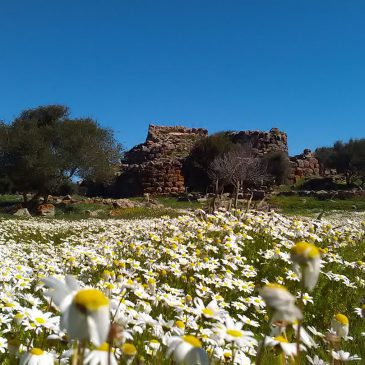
[117,125,207,195]
[228,128,288,156]
[288,149,321,184]
[117,124,321,196]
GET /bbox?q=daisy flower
[265,336,303,357]
[42,275,110,346]
[167,335,209,365]
[193,297,224,321]
[290,241,321,291]
[83,343,118,365]
[214,316,257,348]
[331,350,361,362]
[20,348,54,365]
[331,313,349,339]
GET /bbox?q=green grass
[55,203,184,220]
[55,202,110,219]
[56,197,200,219]
[269,195,365,215]
[0,195,192,220]
[129,196,204,209]
[156,196,204,209]
[0,194,22,204]
[109,206,182,219]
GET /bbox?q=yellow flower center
[202,308,214,317]
[264,283,288,291]
[74,289,109,311]
[35,317,46,324]
[183,335,202,348]
[226,329,243,338]
[334,313,349,325]
[274,336,288,343]
[97,343,111,352]
[150,339,160,344]
[176,320,185,329]
[30,348,44,356]
[121,343,137,356]
[291,242,320,259]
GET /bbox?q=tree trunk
[346,172,351,187]
[234,181,240,209]
[29,193,41,205]
[22,192,28,205]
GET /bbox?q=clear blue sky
[1,0,364,155]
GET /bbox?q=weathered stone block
[37,204,55,217]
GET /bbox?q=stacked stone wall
[288,149,320,183]
[228,128,288,156]
[140,159,185,194]
[124,125,207,164]
[119,125,207,195]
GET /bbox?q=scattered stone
[85,210,99,218]
[13,208,31,217]
[62,195,73,204]
[36,204,55,217]
[112,199,136,209]
[197,197,207,203]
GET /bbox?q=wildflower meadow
[0,210,364,364]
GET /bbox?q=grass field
[269,195,365,215]
[0,194,204,220]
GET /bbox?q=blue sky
[1,0,364,155]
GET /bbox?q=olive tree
[316,139,365,187]
[0,105,122,203]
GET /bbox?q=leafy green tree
[0,105,122,203]
[315,139,365,187]
[262,151,290,185]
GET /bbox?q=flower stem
[231,342,235,365]
[281,351,286,365]
[296,275,305,365]
[255,334,267,365]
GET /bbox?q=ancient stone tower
[117,125,208,195]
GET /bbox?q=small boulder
[13,208,31,217]
[113,199,136,209]
[197,197,207,203]
[36,204,55,217]
[62,195,73,204]
[85,210,99,218]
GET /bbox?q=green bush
[183,132,235,192]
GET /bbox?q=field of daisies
[0,210,365,364]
